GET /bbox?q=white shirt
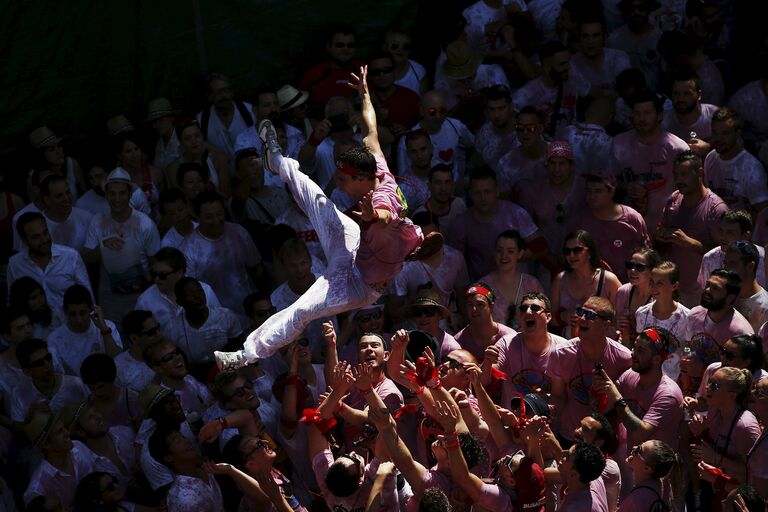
[76,187,151,216]
[413,197,468,237]
[394,60,427,96]
[163,306,242,364]
[397,118,474,183]
[114,351,157,393]
[154,132,181,170]
[462,0,527,54]
[160,222,198,249]
[662,103,719,142]
[729,80,768,146]
[635,301,691,381]
[167,473,224,512]
[270,277,339,355]
[570,48,631,90]
[10,374,89,422]
[234,122,306,176]
[180,224,261,318]
[196,101,254,160]
[24,441,119,508]
[44,207,92,252]
[475,122,519,173]
[137,419,196,491]
[513,71,591,134]
[312,133,364,189]
[48,320,123,376]
[135,281,221,326]
[275,206,328,269]
[439,63,510,109]
[704,148,768,211]
[7,244,92,323]
[162,375,214,422]
[699,245,766,289]
[392,245,469,308]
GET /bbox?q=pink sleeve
[474,483,512,510]
[641,381,682,428]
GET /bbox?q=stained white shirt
[135,281,221,326]
[163,306,242,364]
[47,320,123,376]
[10,374,89,422]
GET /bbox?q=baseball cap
[512,456,546,512]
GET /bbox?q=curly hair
[459,432,489,470]
[572,441,606,484]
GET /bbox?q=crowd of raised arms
[2,0,768,511]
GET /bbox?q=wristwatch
[614,397,629,409]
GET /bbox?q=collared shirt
[163,306,241,364]
[7,244,92,323]
[196,101,254,159]
[23,440,118,508]
[10,374,89,422]
[114,351,157,393]
[48,320,122,376]
[135,281,220,326]
[154,132,181,169]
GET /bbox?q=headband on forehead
[642,328,671,359]
[466,285,495,303]
[336,160,362,177]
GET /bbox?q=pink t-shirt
[747,432,768,487]
[602,458,622,512]
[660,189,728,300]
[549,338,632,441]
[494,332,566,409]
[497,147,548,197]
[662,104,719,142]
[312,450,398,512]
[475,483,513,512]
[705,407,762,476]
[447,200,539,280]
[513,72,591,134]
[684,306,754,349]
[566,205,649,282]
[615,371,684,450]
[703,149,768,212]
[556,123,613,177]
[617,480,667,512]
[480,272,545,328]
[610,130,689,230]
[356,155,424,285]
[560,478,609,512]
[729,80,768,145]
[454,322,517,361]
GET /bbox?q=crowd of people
[1,0,768,510]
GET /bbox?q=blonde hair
[715,366,753,407]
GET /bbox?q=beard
[701,294,727,311]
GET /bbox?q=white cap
[104,167,132,189]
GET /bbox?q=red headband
[642,328,670,359]
[466,286,493,301]
[336,160,362,176]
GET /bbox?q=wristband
[426,378,442,390]
[445,439,460,449]
[100,327,112,336]
[416,386,426,395]
[614,398,629,410]
[308,134,322,147]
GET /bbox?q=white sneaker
[258,119,281,174]
[214,350,247,371]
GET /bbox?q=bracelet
[426,378,442,390]
[100,327,112,336]
[445,440,460,449]
[371,209,380,222]
[218,416,229,430]
[416,386,426,395]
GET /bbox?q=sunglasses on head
[368,67,394,76]
[518,303,546,314]
[412,307,439,318]
[576,306,607,321]
[155,348,182,365]
[28,353,53,368]
[389,42,411,51]
[333,42,356,49]
[515,124,538,133]
[625,262,649,272]
[151,269,176,280]
[563,246,585,256]
[357,310,382,323]
[425,107,447,116]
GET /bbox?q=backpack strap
[234,100,254,127]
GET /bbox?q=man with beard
[8,212,91,322]
[487,292,566,409]
[610,89,689,230]
[656,150,727,306]
[496,107,548,198]
[513,40,590,138]
[412,163,467,236]
[704,108,768,216]
[662,74,719,157]
[570,17,631,93]
[723,241,768,332]
[475,85,518,172]
[686,269,753,349]
[399,130,434,211]
[196,73,253,160]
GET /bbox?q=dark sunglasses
[562,246,585,256]
[576,306,608,321]
[518,303,546,314]
[151,269,176,280]
[253,307,276,318]
[719,346,737,360]
[356,310,382,323]
[707,380,721,392]
[155,348,182,365]
[28,353,53,368]
[369,67,393,76]
[244,438,270,457]
[425,107,447,116]
[492,455,517,480]
[389,42,411,51]
[625,262,649,272]
[141,325,160,337]
[333,42,356,49]
[411,307,439,318]
[630,445,647,462]
[515,124,538,133]
[443,357,464,370]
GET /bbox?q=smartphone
[594,362,604,373]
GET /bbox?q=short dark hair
[671,71,702,92]
[629,88,664,113]
[122,310,154,338]
[17,338,49,369]
[206,72,231,91]
[177,161,209,188]
[572,441,606,483]
[674,149,702,169]
[411,211,438,229]
[192,189,225,216]
[729,334,764,372]
[712,107,743,131]
[710,268,742,296]
[577,14,606,32]
[496,229,525,250]
[148,427,176,466]
[468,166,497,186]
[174,276,202,301]
[159,187,188,214]
[721,209,753,234]
[243,291,272,317]
[419,487,451,512]
[235,148,260,168]
[405,128,431,147]
[520,292,552,312]
[367,50,394,68]
[63,284,94,310]
[616,68,646,92]
[484,84,512,103]
[428,163,453,181]
[727,241,760,275]
[338,146,376,178]
[222,434,248,468]
[517,105,542,121]
[588,412,618,455]
[152,246,187,273]
[212,370,240,403]
[80,353,117,385]
[563,230,601,271]
[39,174,68,198]
[16,211,46,240]
[326,457,363,497]
[326,24,356,44]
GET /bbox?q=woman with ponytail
[619,440,680,511]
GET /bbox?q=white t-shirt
[475,122,519,173]
[394,60,427,96]
[699,245,767,289]
[135,281,221,326]
[556,122,613,176]
[11,374,89,422]
[397,118,475,183]
[196,101,254,159]
[728,80,768,146]
[662,103,719,142]
[440,63,510,109]
[76,187,150,216]
[570,48,631,90]
[513,71,591,134]
[392,245,470,309]
[704,148,768,211]
[635,301,691,381]
[114,351,157,393]
[48,320,123,376]
[160,222,198,249]
[270,277,339,355]
[163,306,242,364]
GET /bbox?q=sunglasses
[333,42,356,49]
[28,353,53,368]
[518,303,546,314]
[141,324,160,337]
[630,445,647,462]
[425,107,447,116]
[707,380,721,392]
[563,246,585,256]
[389,42,411,51]
[752,385,768,398]
[356,310,382,323]
[369,67,393,76]
[155,348,182,365]
[576,307,608,321]
[244,438,270,458]
[411,307,439,318]
[443,357,464,370]
[625,262,649,272]
[226,384,250,402]
[151,269,176,280]
[719,346,737,360]
[492,455,517,480]
[515,124,538,133]
[253,307,276,318]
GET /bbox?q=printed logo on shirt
[569,372,596,405]
[511,369,552,396]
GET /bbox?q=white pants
[243,155,380,360]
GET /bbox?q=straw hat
[277,85,309,111]
[107,114,135,136]
[139,383,173,417]
[441,40,482,80]
[145,97,181,122]
[408,288,450,318]
[29,126,63,148]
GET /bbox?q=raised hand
[449,388,471,409]
[465,363,483,389]
[483,344,500,366]
[390,329,410,352]
[322,321,337,345]
[368,405,396,431]
[353,361,375,391]
[347,65,370,98]
[331,362,355,394]
[434,400,460,432]
[198,419,225,444]
[352,191,376,223]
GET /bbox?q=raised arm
[433,400,486,502]
[351,66,384,158]
[467,364,513,447]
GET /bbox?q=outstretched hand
[434,400,460,432]
[353,361,375,391]
[347,66,370,98]
[352,191,376,223]
[331,362,355,394]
